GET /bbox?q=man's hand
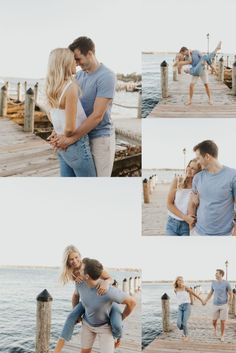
[50,134,73,150]
[232,224,236,236]
[183,214,196,227]
[96,280,109,295]
[47,130,57,142]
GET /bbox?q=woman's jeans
[60,302,123,341]
[166,216,190,236]
[177,303,191,336]
[57,135,96,177]
[190,51,216,76]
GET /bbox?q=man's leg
[220,320,226,341]
[204,84,212,104]
[213,319,218,336]
[80,322,96,353]
[219,304,228,341]
[212,305,220,336]
[90,132,116,177]
[97,324,114,353]
[185,81,196,105]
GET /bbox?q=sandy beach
[142,183,170,236]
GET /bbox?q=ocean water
[0,267,140,353]
[142,52,235,118]
[142,281,223,349]
[142,169,184,184]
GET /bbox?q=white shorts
[212,304,228,321]
[191,69,208,84]
[90,132,115,177]
[81,320,114,353]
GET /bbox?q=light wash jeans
[60,302,123,341]
[190,51,216,76]
[57,135,96,177]
[177,303,191,336]
[166,216,190,236]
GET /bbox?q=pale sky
[143,119,236,169]
[142,0,236,53]
[0,178,142,269]
[0,0,141,78]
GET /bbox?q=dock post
[149,176,153,194]
[226,56,229,68]
[173,66,178,81]
[232,289,236,316]
[143,179,150,204]
[122,278,129,294]
[36,289,53,353]
[129,277,134,295]
[232,59,236,96]
[161,61,168,98]
[24,88,35,132]
[0,85,8,117]
[161,293,171,332]
[218,57,224,82]
[17,82,22,102]
[137,90,142,118]
[24,81,27,94]
[34,82,39,104]
[134,276,138,292]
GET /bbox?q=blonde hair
[45,48,76,108]
[174,276,184,289]
[59,245,82,285]
[177,159,201,189]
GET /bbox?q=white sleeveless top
[175,290,191,305]
[50,81,87,134]
[168,188,192,221]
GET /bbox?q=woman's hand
[96,280,109,295]
[183,214,196,226]
[74,274,84,283]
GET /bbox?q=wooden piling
[232,59,236,96]
[129,277,134,295]
[34,82,39,104]
[0,85,8,117]
[122,278,129,294]
[173,66,178,81]
[24,81,27,94]
[36,289,53,353]
[232,289,236,316]
[24,88,35,132]
[143,179,150,204]
[134,276,138,292]
[17,82,22,101]
[218,57,224,82]
[161,293,171,332]
[161,61,168,98]
[137,90,142,119]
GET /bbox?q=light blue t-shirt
[192,166,236,235]
[76,64,116,139]
[211,280,231,305]
[75,281,127,327]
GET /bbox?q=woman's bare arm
[64,83,78,137]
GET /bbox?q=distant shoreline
[143,280,236,283]
[0,265,141,272]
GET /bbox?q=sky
[142,0,236,53]
[142,119,236,169]
[0,0,141,78]
[0,178,142,269]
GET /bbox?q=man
[51,36,116,177]
[176,42,221,105]
[74,258,136,353]
[203,269,232,342]
[189,140,236,236]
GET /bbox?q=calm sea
[142,52,235,118]
[142,169,184,184]
[0,267,140,353]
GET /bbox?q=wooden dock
[62,294,141,353]
[148,70,236,118]
[144,299,236,353]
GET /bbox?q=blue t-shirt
[192,166,236,235]
[76,64,116,139]
[211,280,231,305]
[75,281,128,327]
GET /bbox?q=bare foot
[183,336,189,341]
[185,101,192,106]
[208,100,213,105]
[220,336,224,342]
[114,339,121,348]
[214,329,218,337]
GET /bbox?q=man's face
[215,271,223,280]
[195,149,208,169]
[73,49,92,71]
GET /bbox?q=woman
[166,159,201,236]
[45,48,96,177]
[54,245,123,353]
[174,276,204,341]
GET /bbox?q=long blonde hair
[174,276,184,289]
[177,159,201,189]
[59,245,82,285]
[45,48,75,108]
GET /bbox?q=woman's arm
[72,290,80,308]
[186,287,203,304]
[96,269,113,295]
[64,83,78,137]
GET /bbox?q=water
[142,52,236,118]
[0,267,140,353]
[142,169,184,184]
[142,281,223,349]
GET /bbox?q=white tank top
[175,290,191,305]
[50,81,87,134]
[168,188,192,221]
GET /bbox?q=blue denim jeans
[166,216,190,236]
[60,301,123,341]
[190,51,216,76]
[177,303,191,336]
[57,135,96,177]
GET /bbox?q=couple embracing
[166,140,236,236]
[45,36,116,177]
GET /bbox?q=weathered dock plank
[149,71,236,118]
[62,294,141,353]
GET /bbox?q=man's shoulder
[193,170,204,182]
[223,166,236,177]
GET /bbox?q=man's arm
[121,296,136,320]
[228,290,233,305]
[232,197,236,235]
[203,289,214,305]
[72,290,80,308]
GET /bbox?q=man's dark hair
[82,258,103,280]
[216,269,225,277]
[193,140,218,158]
[68,36,95,55]
[179,46,188,53]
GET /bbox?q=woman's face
[71,59,76,75]
[68,251,81,269]
[186,161,200,177]
[177,277,184,287]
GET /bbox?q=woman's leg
[109,302,123,342]
[177,305,184,331]
[57,153,76,177]
[179,221,190,236]
[190,42,222,76]
[166,217,179,236]
[182,304,191,337]
[60,302,85,342]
